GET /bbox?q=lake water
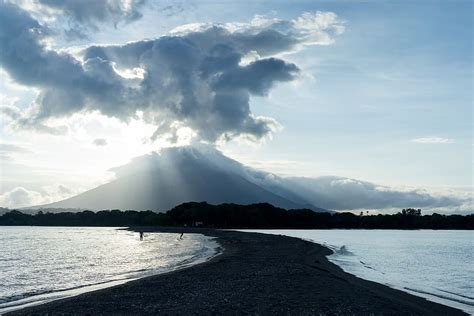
[0,227,220,314]
[243,229,474,314]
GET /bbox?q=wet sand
[8,227,466,315]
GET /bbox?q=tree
[401,208,422,216]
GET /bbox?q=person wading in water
[139,231,144,241]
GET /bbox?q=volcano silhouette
[39,146,328,212]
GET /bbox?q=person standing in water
[179,232,184,240]
[139,231,144,241]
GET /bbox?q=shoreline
[7,227,466,315]
[239,228,474,314]
[1,230,221,315]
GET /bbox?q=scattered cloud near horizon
[411,137,455,144]
[286,176,471,214]
[0,148,471,213]
[0,1,344,144]
[0,142,32,161]
[0,143,32,154]
[92,138,108,146]
[102,146,474,214]
[0,185,76,209]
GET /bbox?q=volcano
[39,146,328,212]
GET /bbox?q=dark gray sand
[8,227,466,315]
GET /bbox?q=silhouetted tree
[0,204,471,229]
[401,208,422,216]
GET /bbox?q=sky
[0,0,472,211]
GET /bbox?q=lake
[243,229,474,314]
[0,227,220,313]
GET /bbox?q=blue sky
[214,0,472,188]
[0,0,472,209]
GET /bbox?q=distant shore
[8,227,466,315]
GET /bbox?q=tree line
[0,202,472,229]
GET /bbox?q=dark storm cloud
[0,1,344,142]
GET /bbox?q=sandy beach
[7,227,466,315]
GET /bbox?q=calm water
[244,229,474,314]
[0,227,220,313]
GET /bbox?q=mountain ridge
[37,146,328,212]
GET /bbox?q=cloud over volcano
[0,1,344,143]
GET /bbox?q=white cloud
[108,146,472,213]
[0,187,45,208]
[0,142,32,162]
[0,143,31,154]
[411,137,455,144]
[0,2,344,144]
[0,93,19,108]
[284,176,471,212]
[92,138,108,146]
[0,185,77,208]
[11,0,148,39]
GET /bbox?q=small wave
[172,245,220,269]
[0,258,21,262]
[334,245,354,256]
[0,290,55,305]
[359,261,377,271]
[0,231,221,315]
[404,287,474,307]
[0,278,130,307]
[437,288,474,300]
